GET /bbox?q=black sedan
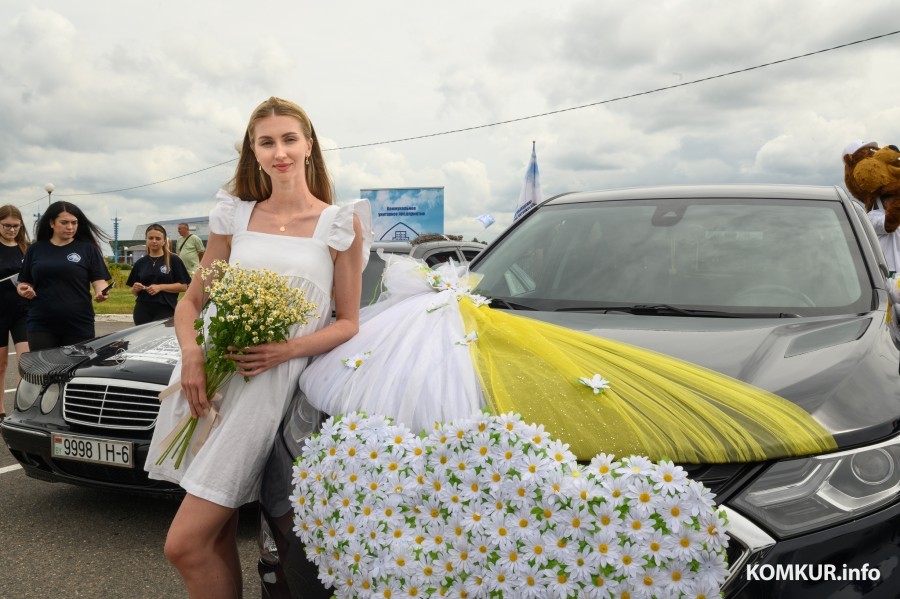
[259,184,900,598]
[0,237,482,495]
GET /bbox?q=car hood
[74,319,180,386]
[517,310,900,449]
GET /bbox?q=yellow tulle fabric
[459,299,836,463]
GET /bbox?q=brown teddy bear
[846,144,900,232]
[843,141,877,205]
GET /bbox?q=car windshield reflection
[472,198,872,316]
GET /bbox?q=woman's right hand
[179,345,209,419]
[17,283,35,299]
[131,282,144,296]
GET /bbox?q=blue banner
[361,187,445,241]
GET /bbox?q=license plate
[52,433,133,469]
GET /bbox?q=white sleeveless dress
[145,190,372,508]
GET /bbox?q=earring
[305,156,310,166]
[258,163,262,172]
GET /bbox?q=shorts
[1,308,27,344]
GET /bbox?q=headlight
[15,380,41,411]
[732,435,900,538]
[40,384,61,414]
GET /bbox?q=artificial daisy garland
[291,411,729,598]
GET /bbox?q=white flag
[474,214,495,228]
[514,142,542,220]
[1,273,18,287]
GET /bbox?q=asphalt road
[1,318,262,599]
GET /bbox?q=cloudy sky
[1,1,898,251]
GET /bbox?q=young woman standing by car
[17,201,112,351]
[127,224,190,325]
[0,204,30,421]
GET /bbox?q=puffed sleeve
[208,189,240,235]
[328,200,374,269]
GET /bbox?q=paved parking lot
[1,319,262,598]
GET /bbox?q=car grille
[62,377,166,430]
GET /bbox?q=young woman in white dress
[145,97,371,599]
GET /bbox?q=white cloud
[2,0,900,252]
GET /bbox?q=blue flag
[514,142,542,220]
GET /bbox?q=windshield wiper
[482,296,537,311]
[555,304,801,318]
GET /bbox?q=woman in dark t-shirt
[127,224,190,325]
[17,202,112,351]
[0,204,30,421]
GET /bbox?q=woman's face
[0,215,22,243]
[50,211,78,242]
[146,229,166,253]
[252,115,312,181]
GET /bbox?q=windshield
[472,198,873,316]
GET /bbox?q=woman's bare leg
[164,493,243,598]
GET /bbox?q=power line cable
[27,29,900,202]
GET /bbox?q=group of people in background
[0,205,204,421]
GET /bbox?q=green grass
[95,286,137,314]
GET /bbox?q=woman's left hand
[225,342,293,377]
[145,284,160,296]
[93,290,108,302]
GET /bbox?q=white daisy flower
[495,546,523,573]
[685,478,717,516]
[579,373,611,394]
[615,541,647,579]
[558,505,596,541]
[341,351,372,369]
[447,542,475,576]
[698,510,729,551]
[520,451,554,481]
[650,459,689,495]
[658,493,693,532]
[460,504,489,534]
[581,572,621,599]
[520,536,551,568]
[642,528,675,563]
[615,454,655,480]
[454,331,478,346]
[544,526,576,563]
[695,549,730,587]
[486,512,518,550]
[597,474,629,508]
[671,528,704,561]
[545,568,579,599]
[632,566,663,599]
[660,560,691,595]
[514,563,548,599]
[593,502,624,535]
[568,544,602,584]
[545,438,577,466]
[625,478,663,515]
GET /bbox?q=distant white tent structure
[514,141,542,220]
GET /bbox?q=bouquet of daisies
[156,260,317,469]
[292,411,729,598]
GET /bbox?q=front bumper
[724,502,900,597]
[1,418,180,495]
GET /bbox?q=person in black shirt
[0,204,30,421]
[17,202,112,351]
[127,224,190,325]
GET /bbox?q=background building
[111,216,209,263]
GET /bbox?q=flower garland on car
[156,260,317,468]
[291,411,730,598]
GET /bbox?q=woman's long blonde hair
[0,204,30,253]
[230,96,334,205]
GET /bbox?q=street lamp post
[44,183,55,207]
